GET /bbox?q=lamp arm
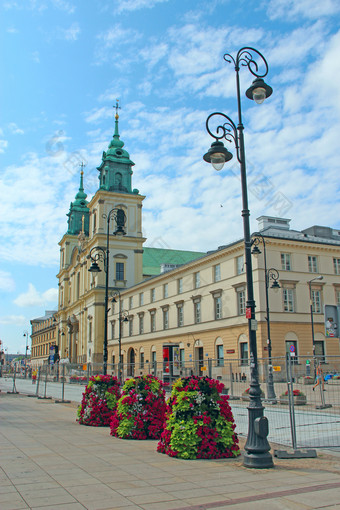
[224,47,269,78]
[205,112,242,163]
[89,246,107,272]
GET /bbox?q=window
[115,262,124,281]
[194,301,201,323]
[177,304,184,327]
[315,341,325,362]
[178,278,183,294]
[311,289,322,313]
[215,296,222,320]
[214,264,221,282]
[88,322,92,343]
[139,292,144,306]
[140,351,144,369]
[283,288,295,312]
[194,272,200,289]
[129,296,133,309]
[237,290,246,315]
[150,311,156,332]
[76,273,80,300]
[281,253,291,271]
[308,255,318,273]
[151,288,155,302]
[163,283,168,298]
[236,255,244,275]
[240,342,248,365]
[111,321,115,339]
[333,258,340,275]
[337,290,340,306]
[129,317,133,336]
[216,344,224,367]
[139,315,144,334]
[163,308,169,330]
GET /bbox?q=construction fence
[1,355,339,452]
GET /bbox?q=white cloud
[0,315,26,325]
[267,0,340,20]
[59,22,80,41]
[14,284,58,307]
[116,0,169,13]
[0,271,15,292]
[8,122,24,135]
[0,140,8,153]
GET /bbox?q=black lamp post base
[243,450,274,468]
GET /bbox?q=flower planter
[157,376,240,460]
[78,375,120,426]
[298,377,313,385]
[279,395,307,405]
[241,389,265,402]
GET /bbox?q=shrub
[280,389,305,397]
[110,375,166,440]
[77,375,120,426]
[157,376,240,460]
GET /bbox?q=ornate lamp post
[308,275,323,373]
[88,208,126,375]
[111,289,129,383]
[23,330,29,379]
[251,234,280,403]
[203,47,273,468]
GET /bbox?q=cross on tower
[114,99,121,118]
[79,161,86,173]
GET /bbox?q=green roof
[143,247,206,276]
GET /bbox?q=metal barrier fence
[1,355,339,451]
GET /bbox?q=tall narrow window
[215,296,222,320]
[177,304,184,327]
[216,344,224,367]
[150,311,156,332]
[308,255,318,273]
[116,262,124,281]
[163,308,169,330]
[163,283,168,298]
[129,317,133,336]
[281,253,291,271]
[139,314,144,334]
[240,342,248,365]
[151,288,155,302]
[237,290,246,315]
[194,272,200,289]
[333,258,340,275]
[283,288,295,312]
[178,278,183,294]
[139,292,144,306]
[194,301,201,323]
[236,255,244,275]
[311,289,322,313]
[214,264,221,282]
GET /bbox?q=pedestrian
[313,363,324,391]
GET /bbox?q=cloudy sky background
[1,0,340,354]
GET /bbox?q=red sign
[246,307,252,319]
[226,349,235,354]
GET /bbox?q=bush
[110,375,166,440]
[280,389,305,397]
[157,376,240,460]
[77,375,120,426]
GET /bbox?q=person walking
[313,363,324,391]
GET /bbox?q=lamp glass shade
[253,87,266,104]
[211,153,226,171]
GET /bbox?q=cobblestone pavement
[1,391,340,510]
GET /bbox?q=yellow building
[30,310,57,368]
[54,113,340,374]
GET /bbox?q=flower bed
[279,389,306,405]
[110,375,166,439]
[241,387,265,401]
[77,375,120,426]
[157,376,240,460]
[70,375,88,384]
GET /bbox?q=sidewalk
[1,392,340,510]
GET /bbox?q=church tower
[56,104,146,365]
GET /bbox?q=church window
[115,262,124,281]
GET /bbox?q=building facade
[48,113,340,375]
[30,310,57,368]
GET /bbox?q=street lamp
[203,47,273,468]
[111,290,129,383]
[308,275,323,365]
[251,234,280,403]
[23,330,29,379]
[88,207,126,375]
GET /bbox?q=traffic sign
[289,345,295,353]
[273,366,281,372]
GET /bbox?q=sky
[1,0,340,355]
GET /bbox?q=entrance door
[194,346,204,375]
[128,348,135,376]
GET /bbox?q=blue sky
[1,0,340,354]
